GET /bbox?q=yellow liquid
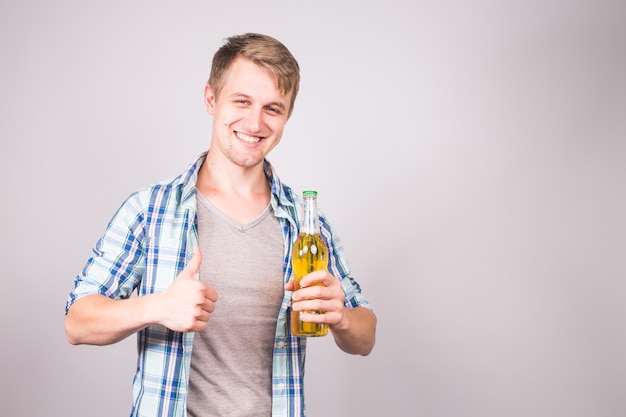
[291,232,329,337]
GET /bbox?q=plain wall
[1,1,625,416]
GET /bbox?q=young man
[65,33,376,417]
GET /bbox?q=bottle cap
[303,190,318,197]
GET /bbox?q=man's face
[205,57,292,169]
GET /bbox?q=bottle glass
[291,190,329,337]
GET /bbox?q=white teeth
[237,132,261,143]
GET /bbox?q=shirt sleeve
[65,191,146,313]
[319,213,373,311]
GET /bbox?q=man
[65,33,376,417]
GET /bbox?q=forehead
[220,57,291,105]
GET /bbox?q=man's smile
[236,131,263,143]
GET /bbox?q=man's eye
[266,106,281,114]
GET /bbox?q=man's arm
[66,293,159,345]
[328,305,377,356]
[65,246,217,346]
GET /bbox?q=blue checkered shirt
[66,152,372,417]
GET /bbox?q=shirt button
[277,341,286,348]
[276,383,286,390]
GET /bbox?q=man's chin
[227,153,264,169]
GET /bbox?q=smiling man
[64,33,376,417]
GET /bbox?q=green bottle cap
[303,190,318,196]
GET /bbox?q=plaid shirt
[66,152,372,417]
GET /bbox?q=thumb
[180,245,202,279]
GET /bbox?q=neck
[197,149,270,201]
[196,150,272,225]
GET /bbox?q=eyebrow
[230,92,288,112]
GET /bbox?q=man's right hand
[156,245,218,332]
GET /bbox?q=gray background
[1,1,625,416]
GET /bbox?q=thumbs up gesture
[155,245,218,332]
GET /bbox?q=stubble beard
[223,145,264,169]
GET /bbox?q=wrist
[137,292,161,327]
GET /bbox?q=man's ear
[204,84,216,115]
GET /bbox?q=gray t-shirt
[186,191,285,417]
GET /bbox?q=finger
[203,284,218,302]
[191,320,208,332]
[181,245,202,278]
[297,311,328,323]
[202,296,217,313]
[198,309,211,322]
[292,298,327,312]
[299,270,330,288]
[284,280,294,291]
[291,284,326,302]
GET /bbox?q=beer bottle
[291,190,329,337]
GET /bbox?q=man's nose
[244,107,264,132]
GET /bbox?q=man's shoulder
[123,154,205,212]
[127,175,182,204]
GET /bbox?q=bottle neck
[301,195,320,235]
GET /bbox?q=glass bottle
[291,190,329,337]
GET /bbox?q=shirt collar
[176,152,206,205]
[175,152,296,215]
